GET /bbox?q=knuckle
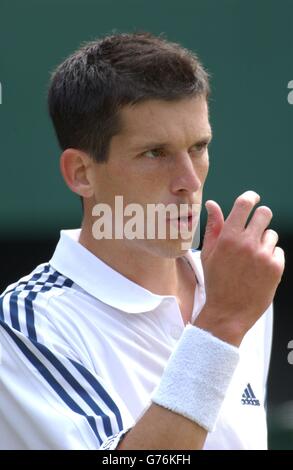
[269,259,284,279]
[241,239,255,255]
[218,236,230,251]
[235,195,253,211]
[219,232,236,249]
[220,232,256,255]
[256,249,283,275]
[256,249,269,264]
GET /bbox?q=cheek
[96,168,162,205]
[196,155,210,182]
[203,159,210,180]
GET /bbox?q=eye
[190,141,210,154]
[142,148,166,159]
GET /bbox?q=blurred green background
[0,0,292,449]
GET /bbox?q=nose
[169,152,203,195]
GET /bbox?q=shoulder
[0,263,76,344]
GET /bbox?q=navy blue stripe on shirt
[5,268,59,340]
[70,358,123,432]
[0,321,103,445]
[62,277,75,288]
[0,297,4,321]
[6,269,48,331]
[25,276,73,341]
[1,265,50,297]
[9,291,21,331]
[2,265,50,330]
[0,268,123,443]
[31,341,117,438]
[24,271,61,341]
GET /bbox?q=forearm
[118,323,240,450]
[118,403,207,450]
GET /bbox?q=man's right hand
[195,191,285,346]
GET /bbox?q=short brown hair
[48,32,210,162]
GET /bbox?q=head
[48,32,212,257]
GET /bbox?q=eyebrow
[131,133,213,152]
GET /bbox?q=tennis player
[0,32,284,449]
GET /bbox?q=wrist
[151,324,240,432]
[194,306,245,347]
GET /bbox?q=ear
[60,149,94,198]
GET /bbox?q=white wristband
[151,324,240,432]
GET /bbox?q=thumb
[202,200,224,257]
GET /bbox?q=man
[0,32,284,449]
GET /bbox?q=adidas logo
[241,383,260,406]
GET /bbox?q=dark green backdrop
[1,0,292,449]
[0,0,292,236]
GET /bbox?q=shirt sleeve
[0,315,133,450]
[99,429,132,450]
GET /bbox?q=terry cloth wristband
[151,323,240,432]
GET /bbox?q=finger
[261,229,278,253]
[224,191,260,232]
[246,206,273,240]
[202,200,224,257]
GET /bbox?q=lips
[168,212,196,221]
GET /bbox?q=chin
[143,237,193,259]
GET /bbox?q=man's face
[89,95,212,258]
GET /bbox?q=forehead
[116,96,211,147]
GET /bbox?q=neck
[79,224,189,298]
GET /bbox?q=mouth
[167,211,197,221]
[168,214,196,231]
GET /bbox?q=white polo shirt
[0,229,272,449]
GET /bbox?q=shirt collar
[49,229,204,314]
